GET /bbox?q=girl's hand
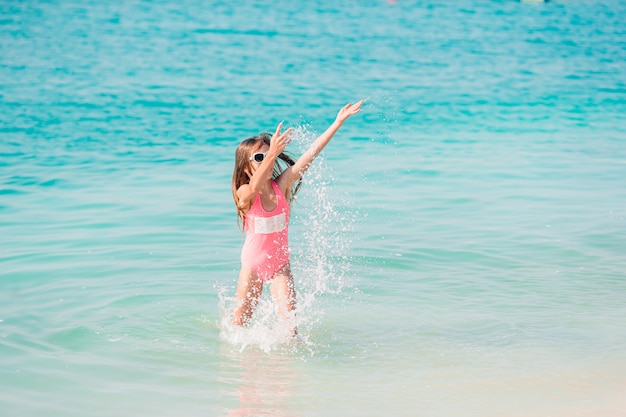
[335,100,364,124]
[269,122,293,156]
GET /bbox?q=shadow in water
[219,344,300,417]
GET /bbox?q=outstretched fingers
[270,122,293,154]
[281,127,294,145]
[337,99,364,122]
[348,99,364,114]
[273,121,284,138]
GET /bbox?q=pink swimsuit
[240,180,290,282]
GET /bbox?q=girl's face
[249,143,270,173]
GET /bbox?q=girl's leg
[233,266,263,326]
[269,263,297,333]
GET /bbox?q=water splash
[290,124,354,296]
[218,286,302,354]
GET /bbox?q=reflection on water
[220,345,299,417]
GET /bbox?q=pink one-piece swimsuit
[240,180,290,282]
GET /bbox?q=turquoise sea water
[2,1,626,416]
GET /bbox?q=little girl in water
[231,100,363,331]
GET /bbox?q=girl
[231,100,363,330]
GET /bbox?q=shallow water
[2,1,626,416]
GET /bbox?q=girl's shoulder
[236,183,257,209]
[237,182,251,194]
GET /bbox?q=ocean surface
[1,1,626,416]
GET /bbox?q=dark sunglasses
[249,152,267,163]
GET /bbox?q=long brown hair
[231,133,302,228]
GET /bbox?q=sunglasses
[249,152,267,163]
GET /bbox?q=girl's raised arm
[278,100,363,192]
